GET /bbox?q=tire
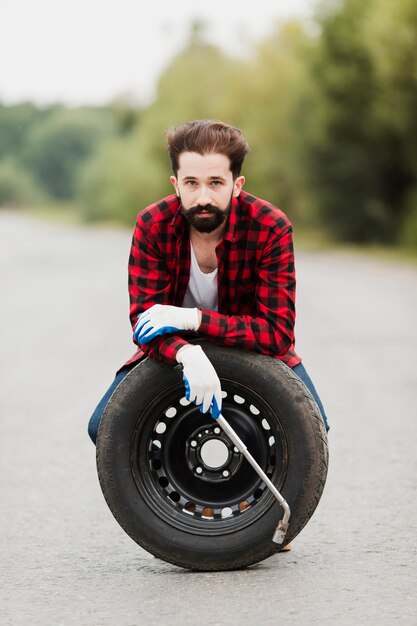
[96,343,329,571]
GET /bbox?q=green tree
[78,132,169,224]
[366,0,417,247]
[235,21,315,224]
[305,0,417,243]
[0,159,45,207]
[108,92,141,135]
[0,102,56,162]
[23,108,115,200]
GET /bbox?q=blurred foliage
[0,158,45,207]
[108,93,142,135]
[0,102,55,162]
[0,103,118,207]
[23,108,115,199]
[237,22,316,226]
[401,186,417,249]
[1,0,416,249]
[305,0,417,244]
[78,133,166,223]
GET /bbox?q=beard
[180,195,232,233]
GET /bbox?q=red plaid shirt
[123,191,301,370]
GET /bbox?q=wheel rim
[131,379,289,536]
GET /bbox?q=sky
[0,0,317,107]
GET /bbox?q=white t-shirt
[182,243,218,311]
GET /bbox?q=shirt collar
[170,196,185,237]
[223,196,239,243]
[170,195,239,243]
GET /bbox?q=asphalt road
[1,211,416,625]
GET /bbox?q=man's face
[170,152,245,233]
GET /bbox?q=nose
[197,185,211,206]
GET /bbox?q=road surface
[1,211,416,625]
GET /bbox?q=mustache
[184,204,224,218]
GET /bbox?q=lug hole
[169,491,180,502]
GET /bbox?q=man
[88,119,329,444]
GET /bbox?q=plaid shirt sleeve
[128,214,190,365]
[198,225,296,357]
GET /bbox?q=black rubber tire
[96,343,328,571]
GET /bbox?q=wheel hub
[133,381,288,533]
[185,423,242,482]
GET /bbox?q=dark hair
[166,120,250,179]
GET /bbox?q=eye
[211,180,222,186]
[186,180,197,187]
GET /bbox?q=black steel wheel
[96,343,328,571]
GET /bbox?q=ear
[233,176,245,197]
[170,176,179,196]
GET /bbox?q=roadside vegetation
[1,0,416,253]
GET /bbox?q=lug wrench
[214,412,291,544]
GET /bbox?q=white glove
[134,304,200,344]
[176,345,222,417]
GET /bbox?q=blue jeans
[87,365,134,444]
[88,361,329,445]
[292,363,329,432]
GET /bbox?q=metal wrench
[215,413,291,544]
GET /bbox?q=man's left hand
[134,304,200,344]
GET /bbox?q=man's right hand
[176,345,222,418]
